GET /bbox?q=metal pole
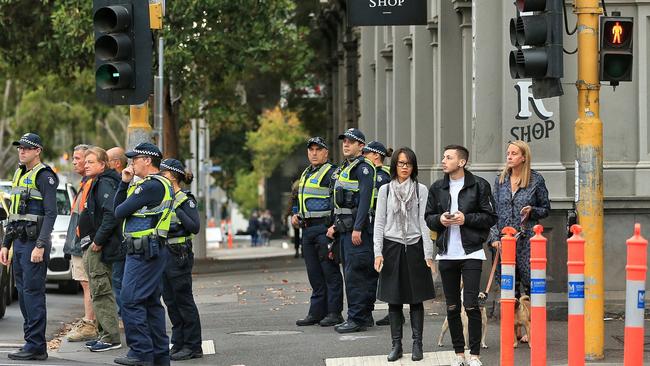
[153,37,164,151]
[195,119,207,259]
[574,0,604,359]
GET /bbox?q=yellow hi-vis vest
[122,175,174,239]
[167,190,193,245]
[371,165,391,208]
[333,157,376,215]
[297,163,333,219]
[9,163,46,222]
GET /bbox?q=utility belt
[300,217,330,228]
[333,213,356,233]
[5,216,44,244]
[124,234,165,260]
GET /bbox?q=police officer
[159,159,203,361]
[362,141,393,327]
[113,143,174,366]
[0,133,58,361]
[293,137,344,327]
[326,128,377,333]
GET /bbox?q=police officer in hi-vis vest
[0,133,58,361]
[159,159,203,361]
[326,128,377,333]
[361,140,393,326]
[113,143,174,366]
[293,137,344,327]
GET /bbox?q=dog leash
[484,248,500,294]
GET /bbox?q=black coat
[79,169,124,263]
[424,169,497,256]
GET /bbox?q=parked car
[0,180,78,295]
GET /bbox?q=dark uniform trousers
[162,249,202,352]
[121,245,170,364]
[13,237,49,353]
[301,224,343,317]
[340,224,377,323]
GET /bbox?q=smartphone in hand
[444,213,455,219]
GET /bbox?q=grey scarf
[388,178,417,240]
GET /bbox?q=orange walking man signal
[612,21,623,44]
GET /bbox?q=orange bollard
[624,224,647,366]
[500,226,517,366]
[530,225,547,366]
[227,218,234,249]
[567,225,585,366]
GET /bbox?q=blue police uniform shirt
[114,177,166,220]
[340,156,374,232]
[173,194,200,235]
[34,168,58,245]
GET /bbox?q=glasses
[17,146,36,151]
[397,161,412,168]
[131,155,148,162]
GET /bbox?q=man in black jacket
[78,146,122,352]
[424,145,496,366]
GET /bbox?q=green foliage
[231,169,260,217]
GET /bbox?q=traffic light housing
[93,0,152,105]
[508,0,564,98]
[600,16,633,84]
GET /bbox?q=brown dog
[437,291,488,349]
[513,295,531,348]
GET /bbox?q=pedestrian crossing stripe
[325,351,461,365]
[169,340,215,355]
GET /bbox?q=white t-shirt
[436,176,487,261]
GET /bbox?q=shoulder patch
[189,200,196,208]
[104,193,110,199]
[48,176,55,186]
[377,176,382,182]
[362,167,369,175]
[134,186,143,195]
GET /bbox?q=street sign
[347,0,427,26]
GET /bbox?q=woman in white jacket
[373,147,435,362]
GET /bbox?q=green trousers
[83,247,120,344]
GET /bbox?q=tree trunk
[163,84,179,158]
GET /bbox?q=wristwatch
[35,240,46,249]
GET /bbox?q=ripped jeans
[438,259,483,355]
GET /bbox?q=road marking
[326,351,458,365]
[201,340,215,355]
[229,330,302,336]
[0,344,22,348]
[338,335,378,341]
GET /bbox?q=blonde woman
[489,140,550,301]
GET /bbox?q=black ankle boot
[410,307,424,361]
[387,311,403,362]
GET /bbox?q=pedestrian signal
[600,16,633,84]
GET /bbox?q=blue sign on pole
[501,275,514,291]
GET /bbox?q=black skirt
[376,238,436,305]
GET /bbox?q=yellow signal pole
[127,104,152,148]
[574,0,604,360]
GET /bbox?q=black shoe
[8,350,48,361]
[114,356,153,366]
[296,314,322,326]
[334,320,367,334]
[170,345,183,356]
[363,315,375,328]
[170,347,203,361]
[410,308,424,361]
[319,313,344,327]
[376,314,390,326]
[294,250,299,258]
[387,311,403,362]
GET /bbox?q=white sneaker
[467,358,483,366]
[451,356,467,366]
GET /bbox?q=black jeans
[438,259,483,355]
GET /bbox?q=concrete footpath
[48,238,650,365]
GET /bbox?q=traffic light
[93,0,152,105]
[600,16,633,84]
[508,0,564,98]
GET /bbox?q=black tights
[388,303,423,312]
